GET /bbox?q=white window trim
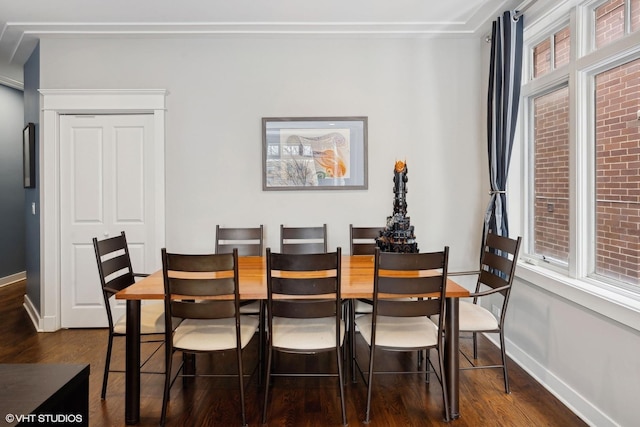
[515,0,640,334]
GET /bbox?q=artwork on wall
[262,117,368,191]
[23,122,35,188]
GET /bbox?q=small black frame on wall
[23,122,35,188]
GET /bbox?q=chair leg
[472,331,478,359]
[364,346,375,424]
[258,301,265,387]
[336,346,348,426]
[160,348,174,427]
[236,346,247,427]
[500,331,510,394]
[101,332,114,399]
[425,349,431,383]
[437,347,450,422]
[350,299,357,383]
[261,347,273,425]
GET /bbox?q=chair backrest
[266,246,342,328]
[93,232,136,328]
[475,233,522,317]
[162,249,240,327]
[349,224,382,255]
[215,225,264,256]
[280,224,327,254]
[373,247,449,334]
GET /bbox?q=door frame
[37,89,166,332]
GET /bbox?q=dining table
[116,254,469,424]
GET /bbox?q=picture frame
[23,122,35,188]
[262,116,368,191]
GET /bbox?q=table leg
[444,297,460,420]
[125,300,141,425]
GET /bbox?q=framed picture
[262,117,368,191]
[23,122,35,188]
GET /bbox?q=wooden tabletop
[116,255,470,300]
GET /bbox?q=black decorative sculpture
[376,160,419,253]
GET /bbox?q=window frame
[517,0,640,331]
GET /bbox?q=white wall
[39,36,487,270]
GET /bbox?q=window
[533,87,570,264]
[522,1,640,294]
[532,26,571,78]
[594,58,640,286]
[594,0,640,49]
[595,0,625,48]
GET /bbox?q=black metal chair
[262,247,347,426]
[457,233,522,393]
[349,224,381,255]
[215,224,264,256]
[347,224,382,377]
[160,248,259,427]
[215,224,265,382]
[92,231,169,399]
[354,247,450,423]
[280,224,327,254]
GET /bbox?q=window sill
[516,262,640,333]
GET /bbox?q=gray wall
[23,44,40,311]
[39,36,487,266]
[0,84,25,279]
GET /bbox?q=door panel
[60,114,155,328]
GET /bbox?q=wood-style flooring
[0,281,587,426]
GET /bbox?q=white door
[60,114,157,328]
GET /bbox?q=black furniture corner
[0,364,89,426]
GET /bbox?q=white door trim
[39,89,167,332]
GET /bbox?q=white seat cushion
[355,314,438,348]
[353,299,373,313]
[239,300,261,314]
[458,301,499,332]
[113,301,173,335]
[272,317,345,351]
[172,315,259,352]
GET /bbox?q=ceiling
[0,0,523,66]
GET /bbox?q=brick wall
[633,0,640,32]
[554,27,571,68]
[534,39,551,78]
[596,0,625,48]
[534,87,570,262]
[595,58,640,285]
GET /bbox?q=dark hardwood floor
[0,281,587,426]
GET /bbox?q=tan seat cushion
[113,301,175,335]
[458,301,499,331]
[272,316,345,351]
[172,315,259,351]
[355,314,438,348]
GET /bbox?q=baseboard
[483,333,617,427]
[0,272,26,288]
[23,294,44,332]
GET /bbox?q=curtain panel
[484,10,524,243]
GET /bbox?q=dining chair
[347,224,382,377]
[215,224,264,256]
[215,224,265,382]
[456,233,522,393]
[349,224,381,255]
[354,247,450,423]
[92,231,170,400]
[215,224,264,312]
[280,224,327,254]
[160,248,259,427]
[262,247,347,426]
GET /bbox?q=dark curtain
[483,10,524,243]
